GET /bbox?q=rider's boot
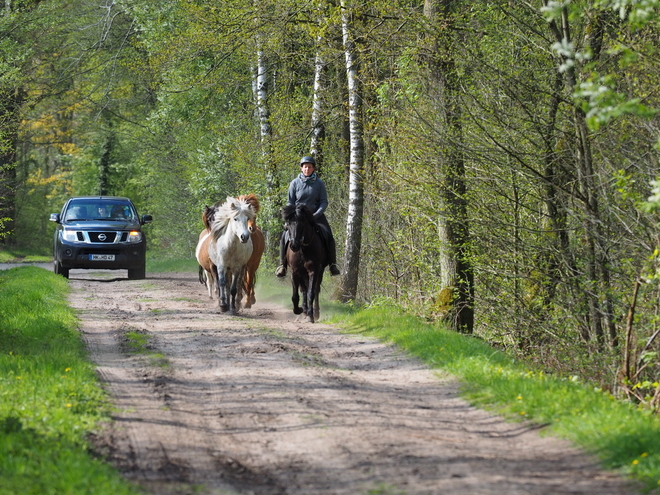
[275,234,288,277]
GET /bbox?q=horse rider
[275,156,341,278]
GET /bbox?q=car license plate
[90,254,115,261]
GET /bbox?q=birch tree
[337,0,365,302]
[309,47,327,166]
[253,21,280,253]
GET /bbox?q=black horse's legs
[292,280,303,315]
[302,289,309,317]
[304,273,317,322]
[313,272,322,321]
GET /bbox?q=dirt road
[69,271,638,495]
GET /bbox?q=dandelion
[66,404,72,408]
[517,395,523,400]
[632,460,639,465]
[520,411,526,416]
[65,368,71,372]
[642,453,649,458]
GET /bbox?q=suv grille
[89,231,118,243]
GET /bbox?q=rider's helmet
[299,156,316,167]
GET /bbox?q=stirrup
[329,264,340,276]
[275,265,287,278]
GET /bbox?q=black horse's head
[282,204,316,252]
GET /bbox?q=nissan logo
[98,233,107,241]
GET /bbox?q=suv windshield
[64,201,137,222]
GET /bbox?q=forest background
[2,0,660,410]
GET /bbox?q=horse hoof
[220,304,230,312]
[306,315,314,323]
[293,307,303,315]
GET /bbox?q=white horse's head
[211,196,256,244]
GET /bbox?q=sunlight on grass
[0,266,141,494]
[0,248,51,263]
[147,257,200,273]
[330,303,660,492]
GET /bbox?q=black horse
[282,204,328,323]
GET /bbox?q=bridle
[289,217,313,248]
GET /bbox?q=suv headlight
[127,231,143,243]
[62,229,78,242]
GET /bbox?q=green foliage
[5,0,660,427]
[577,76,657,130]
[332,304,660,491]
[0,266,140,494]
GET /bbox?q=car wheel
[128,265,146,280]
[54,260,69,279]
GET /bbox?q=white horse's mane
[210,196,256,240]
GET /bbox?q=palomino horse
[196,204,218,299]
[208,196,256,313]
[282,204,328,323]
[237,194,264,308]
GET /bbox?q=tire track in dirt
[71,271,640,495]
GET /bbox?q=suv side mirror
[49,213,60,223]
[141,214,153,225]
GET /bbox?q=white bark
[338,1,365,302]
[310,47,326,163]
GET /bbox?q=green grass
[123,331,150,353]
[0,247,51,263]
[146,257,200,273]
[0,266,141,495]
[330,303,660,492]
[122,330,169,369]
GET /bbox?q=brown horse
[243,222,265,308]
[196,204,218,299]
[237,194,264,308]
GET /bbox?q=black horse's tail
[198,265,206,285]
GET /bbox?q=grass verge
[0,248,51,263]
[0,266,141,495]
[329,303,660,493]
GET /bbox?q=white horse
[208,196,255,313]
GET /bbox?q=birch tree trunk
[424,0,474,333]
[338,0,364,302]
[255,45,275,194]
[253,35,280,254]
[309,47,326,167]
